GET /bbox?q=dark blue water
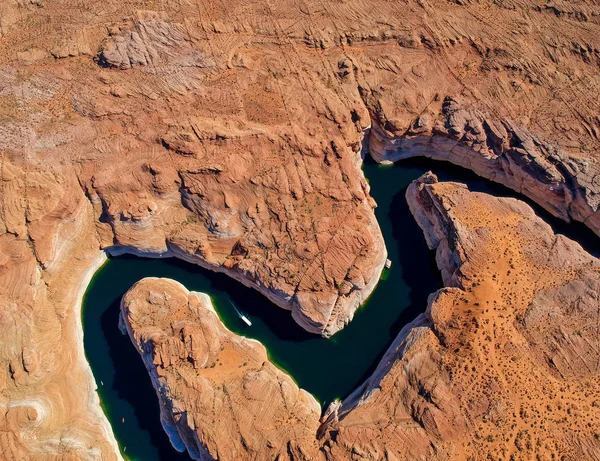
[82,157,599,460]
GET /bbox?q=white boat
[239,314,252,326]
[230,300,252,326]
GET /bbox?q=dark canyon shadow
[99,296,190,460]
[82,156,599,461]
[387,187,442,336]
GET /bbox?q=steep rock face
[319,174,600,460]
[125,177,600,461]
[120,278,321,461]
[2,0,600,457]
[369,97,600,237]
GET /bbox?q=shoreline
[72,251,124,461]
[119,276,324,407]
[108,239,388,338]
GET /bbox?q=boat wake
[229,300,252,326]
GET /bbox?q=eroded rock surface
[124,175,600,460]
[97,11,212,70]
[120,278,321,461]
[319,174,600,460]
[1,0,600,457]
[369,97,600,237]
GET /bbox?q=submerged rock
[120,278,321,461]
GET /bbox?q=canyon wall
[121,174,600,460]
[369,97,600,237]
[319,173,600,460]
[1,0,600,457]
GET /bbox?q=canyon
[0,0,600,459]
[319,173,600,460]
[121,173,600,460]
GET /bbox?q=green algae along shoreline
[81,158,600,461]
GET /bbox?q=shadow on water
[100,297,189,459]
[208,268,314,343]
[82,156,599,461]
[387,185,442,334]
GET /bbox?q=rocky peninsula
[120,278,321,460]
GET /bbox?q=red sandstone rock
[123,176,600,460]
[319,175,600,460]
[120,278,321,461]
[1,0,600,457]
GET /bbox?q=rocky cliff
[319,174,600,460]
[120,278,321,460]
[369,97,600,237]
[122,174,600,460]
[1,0,600,457]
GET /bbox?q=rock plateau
[0,0,600,458]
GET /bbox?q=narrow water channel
[82,157,599,460]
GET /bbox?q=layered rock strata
[369,97,600,237]
[124,175,600,460]
[1,0,600,457]
[120,277,321,461]
[319,174,600,460]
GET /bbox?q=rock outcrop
[97,11,215,70]
[319,174,600,460]
[369,97,600,237]
[1,0,600,457]
[123,175,600,460]
[120,277,321,461]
